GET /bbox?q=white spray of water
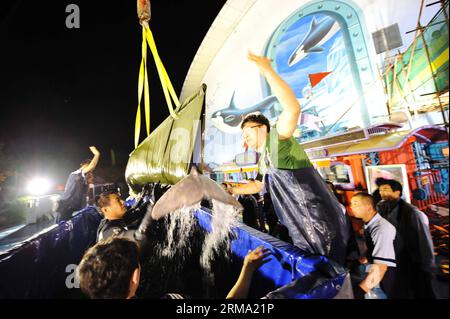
[157,203,200,259]
[155,199,240,287]
[200,199,240,285]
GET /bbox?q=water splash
[200,200,240,289]
[151,199,240,296]
[156,203,200,260]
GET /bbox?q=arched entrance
[264,0,378,140]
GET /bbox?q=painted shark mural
[287,16,339,67]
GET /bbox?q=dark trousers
[391,264,436,299]
[256,201,267,232]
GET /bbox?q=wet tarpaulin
[0,205,349,298]
[0,207,101,298]
[195,208,352,298]
[265,167,351,266]
[125,85,205,191]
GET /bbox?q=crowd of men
[57,53,438,299]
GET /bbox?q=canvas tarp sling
[126,85,205,190]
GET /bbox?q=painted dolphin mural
[210,92,278,134]
[288,16,339,67]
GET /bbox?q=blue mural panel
[269,13,361,141]
[203,1,380,169]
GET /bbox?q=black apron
[264,166,351,266]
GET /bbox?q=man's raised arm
[82,146,100,174]
[247,52,301,140]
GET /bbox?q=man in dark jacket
[377,178,436,298]
[57,146,100,222]
[96,190,149,243]
[95,183,170,244]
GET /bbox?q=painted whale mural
[210,93,278,134]
[287,16,339,67]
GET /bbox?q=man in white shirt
[350,192,397,298]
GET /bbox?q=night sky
[0,0,225,185]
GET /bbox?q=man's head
[96,191,126,220]
[350,192,377,221]
[374,177,387,187]
[78,237,141,299]
[241,114,270,150]
[80,159,91,170]
[378,179,403,201]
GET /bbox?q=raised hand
[247,52,274,75]
[89,146,100,156]
[247,50,301,140]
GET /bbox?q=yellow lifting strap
[135,24,180,148]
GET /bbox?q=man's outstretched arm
[226,246,271,299]
[226,180,263,195]
[248,52,301,140]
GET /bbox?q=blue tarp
[0,206,101,298]
[0,206,348,298]
[195,209,348,299]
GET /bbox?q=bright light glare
[27,178,51,196]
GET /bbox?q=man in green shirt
[227,53,352,266]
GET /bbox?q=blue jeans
[363,264,388,299]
